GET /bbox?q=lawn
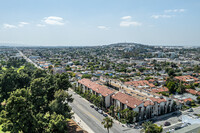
[2,67,7,71]
[17,66,25,73]
[1,66,25,73]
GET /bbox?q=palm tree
[101,117,114,133]
[109,105,114,117]
[142,121,153,133]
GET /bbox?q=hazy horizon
[0,42,199,47]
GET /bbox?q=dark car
[103,114,108,117]
[172,112,177,116]
[95,107,99,111]
[90,105,94,108]
[188,108,193,112]
[164,121,171,126]
[175,127,182,130]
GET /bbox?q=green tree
[142,121,163,133]
[168,69,175,77]
[49,90,73,118]
[109,105,114,117]
[32,69,46,79]
[197,96,200,104]
[0,62,73,132]
[176,83,185,94]
[101,117,114,133]
[55,73,71,91]
[90,94,96,103]
[82,74,92,79]
[0,88,37,133]
[0,68,19,102]
[167,81,176,93]
[44,112,68,133]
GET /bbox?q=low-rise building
[174,75,199,84]
[77,78,115,107]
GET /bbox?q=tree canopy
[0,60,73,132]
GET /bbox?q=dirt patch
[68,119,88,133]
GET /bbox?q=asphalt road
[16,48,43,70]
[68,89,140,133]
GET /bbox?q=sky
[0,0,200,46]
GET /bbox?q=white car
[181,123,188,128]
[98,109,103,114]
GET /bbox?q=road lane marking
[83,109,101,123]
[73,99,102,123]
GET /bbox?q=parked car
[103,114,108,117]
[178,117,182,121]
[181,123,188,128]
[134,126,139,129]
[98,109,103,114]
[172,112,177,116]
[122,124,126,127]
[188,108,193,112]
[127,124,134,128]
[175,127,182,130]
[169,128,175,132]
[90,105,94,108]
[164,121,171,126]
[95,107,99,111]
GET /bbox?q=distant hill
[103,42,154,49]
[105,42,152,47]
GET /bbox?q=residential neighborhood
[1,43,200,132]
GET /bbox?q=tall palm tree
[101,117,114,133]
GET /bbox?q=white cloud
[165,9,185,13]
[36,24,46,27]
[3,24,17,29]
[121,16,132,20]
[120,21,142,27]
[18,22,29,27]
[97,26,109,30]
[120,16,142,27]
[151,15,172,19]
[43,16,64,25]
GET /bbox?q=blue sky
[0,0,199,46]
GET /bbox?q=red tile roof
[78,78,114,97]
[149,79,155,82]
[111,92,143,109]
[149,97,167,104]
[151,87,169,93]
[185,89,200,96]
[183,98,193,102]
[124,80,155,88]
[174,75,199,82]
[144,100,154,107]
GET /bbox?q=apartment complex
[77,78,176,122]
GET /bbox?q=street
[16,48,43,70]
[68,89,140,133]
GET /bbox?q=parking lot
[154,106,200,132]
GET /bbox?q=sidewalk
[72,112,95,133]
